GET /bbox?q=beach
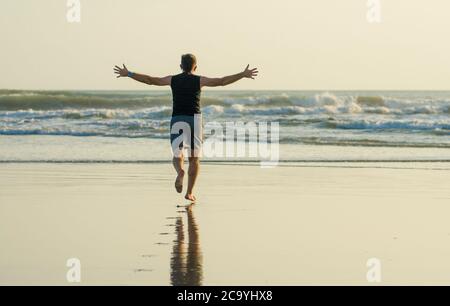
[1,161,450,285]
[3,0,450,289]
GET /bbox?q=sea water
[0,89,449,164]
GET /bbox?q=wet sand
[1,163,450,285]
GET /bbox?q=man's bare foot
[185,193,196,202]
[175,170,185,193]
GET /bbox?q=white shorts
[170,114,203,158]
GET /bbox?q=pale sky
[1,0,450,90]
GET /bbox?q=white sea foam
[0,90,449,147]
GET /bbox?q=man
[114,54,258,202]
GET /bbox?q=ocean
[0,89,449,164]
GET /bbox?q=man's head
[180,54,197,73]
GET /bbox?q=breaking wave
[0,90,449,147]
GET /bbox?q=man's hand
[201,64,260,87]
[242,64,259,79]
[113,65,171,86]
[114,64,129,78]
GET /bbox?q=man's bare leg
[185,157,199,202]
[173,155,185,193]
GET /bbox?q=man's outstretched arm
[114,64,171,86]
[200,65,258,88]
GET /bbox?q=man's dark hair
[181,54,197,72]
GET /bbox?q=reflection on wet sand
[170,204,203,286]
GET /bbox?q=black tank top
[170,72,201,116]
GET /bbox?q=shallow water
[1,136,449,165]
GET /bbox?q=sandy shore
[1,162,450,285]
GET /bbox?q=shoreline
[1,159,450,172]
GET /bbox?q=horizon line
[3,88,450,92]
